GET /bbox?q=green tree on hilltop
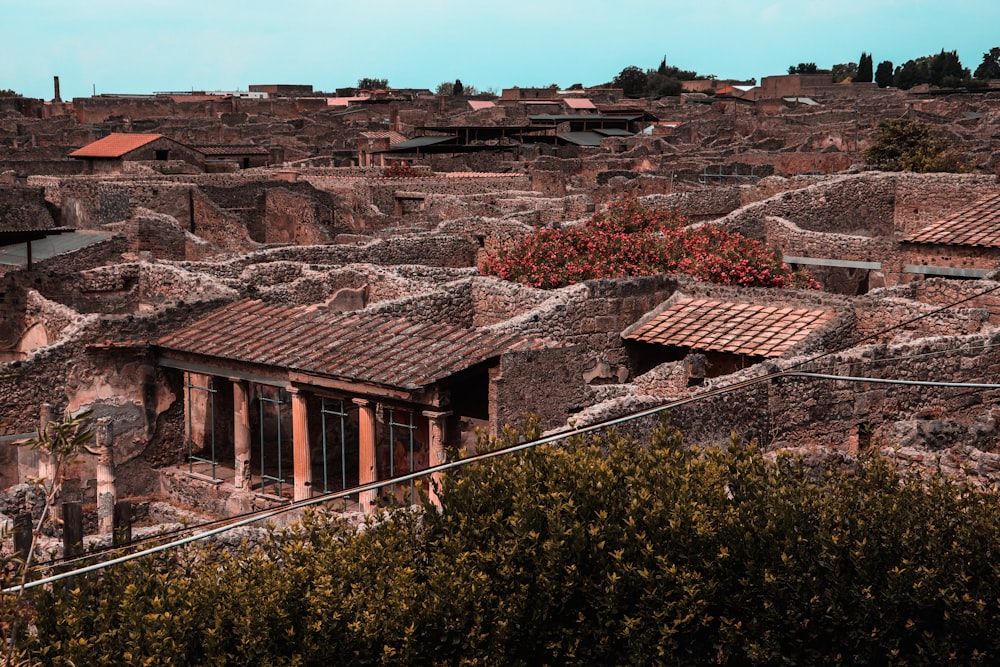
[874,60,894,87]
[864,118,969,172]
[974,47,1000,80]
[857,52,874,83]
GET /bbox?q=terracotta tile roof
[468,100,496,111]
[564,97,596,110]
[157,299,530,390]
[904,192,1000,247]
[624,298,836,358]
[69,133,165,158]
[359,131,408,145]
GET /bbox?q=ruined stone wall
[490,344,591,432]
[714,173,897,240]
[366,175,532,215]
[364,279,475,327]
[0,159,84,177]
[260,187,335,245]
[892,173,998,235]
[0,186,57,229]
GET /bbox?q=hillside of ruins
[2,74,1000,532]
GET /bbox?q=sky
[3,0,999,100]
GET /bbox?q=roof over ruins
[623,298,836,358]
[68,133,166,158]
[156,299,534,391]
[903,191,1000,247]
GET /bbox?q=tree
[452,79,464,96]
[864,118,968,172]
[928,49,968,86]
[874,60,894,87]
[831,62,858,83]
[435,81,453,96]
[23,422,1000,665]
[893,58,929,89]
[0,89,21,98]
[644,72,682,97]
[612,65,647,97]
[974,47,1000,80]
[788,62,819,74]
[857,52,874,83]
[357,77,388,91]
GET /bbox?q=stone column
[290,387,312,502]
[95,417,116,535]
[231,379,252,491]
[423,411,451,510]
[37,403,55,483]
[353,399,377,513]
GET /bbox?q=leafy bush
[23,422,1000,665]
[864,118,971,173]
[479,197,817,289]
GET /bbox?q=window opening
[256,386,289,501]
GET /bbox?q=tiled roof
[157,300,530,390]
[69,133,164,158]
[359,131,408,145]
[624,298,836,358]
[468,100,496,110]
[903,192,1000,247]
[564,97,596,110]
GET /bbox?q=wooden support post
[113,500,132,547]
[353,399,377,514]
[62,502,83,558]
[290,387,312,502]
[231,379,252,491]
[13,512,32,559]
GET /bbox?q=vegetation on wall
[479,197,816,289]
[863,118,970,173]
[20,421,1000,665]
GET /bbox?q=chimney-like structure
[53,76,62,103]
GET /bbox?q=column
[37,403,55,483]
[422,410,451,510]
[95,417,116,535]
[231,379,252,491]
[353,398,377,513]
[290,387,312,502]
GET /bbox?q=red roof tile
[624,298,836,358]
[157,299,530,390]
[69,133,164,158]
[904,192,1000,247]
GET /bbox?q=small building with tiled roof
[356,130,409,167]
[193,144,271,170]
[899,191,1000,281]
[153,299,543,509]
[623,298,837,377]
[69,133,204,174]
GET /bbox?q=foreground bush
[478,197,817,289]
[25,424,1000,665]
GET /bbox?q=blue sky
[3,0,999,99]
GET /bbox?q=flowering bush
[479,197,817,289]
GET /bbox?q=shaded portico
[156,299,528,512]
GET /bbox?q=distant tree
[644,72,682,97]
[831,62,858,83]
[864,118,969,173]
[453,79,464,96]
[613,65,648,97]
[893,58,929,89]
[567,82,584,91]
[857,52,874,83]
[0,89,21,98]
[974,47,1000,80]
[928,49,968,86]
[874,60,894,87]
[435,81,454,96]
[357,77,388,91]
[788,63,819,74]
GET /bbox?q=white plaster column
[353,398,377,513]
[423,410,451,510]
[95,417,116,535]
[290,387,312,502]
[231,378,252,491]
